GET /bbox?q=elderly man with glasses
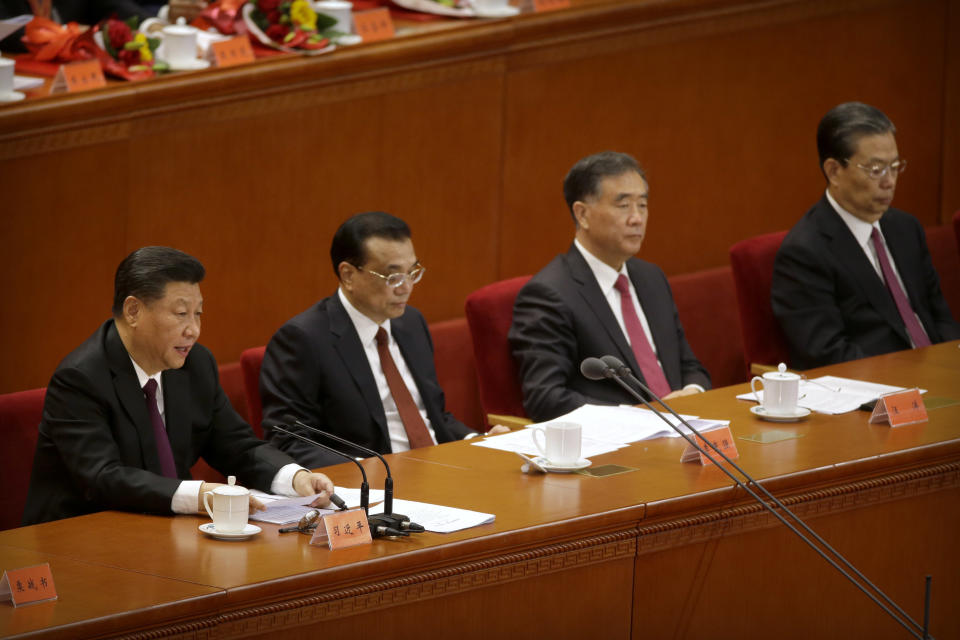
[772,102,960,369]
[260,211,498,469]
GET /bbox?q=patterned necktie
[613,274,672,397]
[375,327,434,449]
[869,228,931,348]
[142,379,178,478]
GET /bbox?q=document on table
[368,498,494,533]
[470,427,626,458]
[248,487,386,524]
[558,404,703,441]
[737,376,924,414]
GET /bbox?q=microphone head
[580,357,613,380]
[601,355,631,376]
[282,413,300,427]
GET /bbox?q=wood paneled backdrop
[1,0,957,394]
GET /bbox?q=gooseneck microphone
[580,356,933,640]
[270,425,367,513]
[282,415,425,536]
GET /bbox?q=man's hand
[198,481,265,514]
[292,470,335,508]
[487,424,511,436]
[662,387,701,400]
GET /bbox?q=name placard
[533,0,570,12]
[312,508,372,550]
[680,425,739,466]
[353,8,395,43]
[50,60,106,94]
[210,36,255,68]
[0,563,58,607]
[869,388,927,427]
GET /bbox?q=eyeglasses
[359,264,426,289]
[854,159,907,180]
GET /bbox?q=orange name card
[210,36,255,68]
[680,424,739,466]
[533,0,570,12]
[50,60,105,94]
[353,8,395,43]
[870,388,927,427]
[315,508,372,550]
[0,563,57,607]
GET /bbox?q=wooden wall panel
[1,0,956,393]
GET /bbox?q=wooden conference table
[2,342,959,639]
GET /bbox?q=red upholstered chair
[428,318,484,431]
[925,224,960,321]
[0,387,45,530]
[668,266,747,388]
[240,346,267,439]
[464,276,532,424]
[218,361,250,423]
[729,231,791,374]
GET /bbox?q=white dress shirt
[338,288,438,453]
[130,357,304,514]
[826,189,921,347]
[573,240,704,392]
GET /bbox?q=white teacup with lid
[203,475,249,533]
[162,17,200,67]
[751,363,801,415]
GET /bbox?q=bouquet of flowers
[99,17,167,76]
[245,0,336,51]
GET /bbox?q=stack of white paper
[368,499,494,533]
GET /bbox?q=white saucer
[198,522,261,540]
[750,405,811,422]
[534,457,591,473]
[473,5,520,17]
[335,34,363,46]
[0,91,26,103]
[167,58,211,71]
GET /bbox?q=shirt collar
[574,238,629,293]
[338,287,391,347]
[128,355,162,391]
[826,188,881,248]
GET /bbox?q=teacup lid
[764,362,800,380]
[163,17,196,36]
[214,475,248,495]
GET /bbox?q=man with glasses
[772,102,959,369]
[260,211,483,468]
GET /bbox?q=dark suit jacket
[772,197,960,369]
[23,320,293,526]
[509,246,711,422]
[259,294,472,468]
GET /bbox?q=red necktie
[613,274,672,397]
[143,379,178,478]
[375,327,434,449]
[869,228,931,348]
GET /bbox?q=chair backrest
[464,276,532,423]
[218,361,250,423]
[925,223,960,321]
[428,317,484,430]
[240,346,267,439]
[729,231,791,373]
[0,387,45,530]
[668,266,747,388]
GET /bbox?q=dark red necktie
[143,379,178,478]
[375,327,434,449]
[614,274,672,397]
[869,228,931,348]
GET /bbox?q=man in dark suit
[260,212,501,469]
[509,151,711,422]
[772,102,960,370]
[23,247,333,526]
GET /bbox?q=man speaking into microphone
[509,151,711,422]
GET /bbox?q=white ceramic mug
[313,0,353,33]
[162,17,199,66]
[0,57,15,95]
[531,422,581,465]
[751,363,801,414]
[203,476,249,533]
[472,0,510,12]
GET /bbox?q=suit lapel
[105,322,167,475]
[328,296,390,438]
[816,200,909,343]
[161,368,190,476]
[565,246,640,372]
[627,261,679,387]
